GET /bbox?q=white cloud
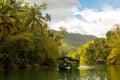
[24,0,120,37]
[46,0,80,22]
[51,8,120,37]
[24,0,80,22]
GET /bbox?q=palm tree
[0,0,16,40]
[0,0,25,40]
[45,13,51,22]
[10,0,24,27]
[26,3,50,32]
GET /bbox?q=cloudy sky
[24,0,120,37]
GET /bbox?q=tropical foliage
[1,0,120,72]
[0,0,60,71]
[69,24,120,65]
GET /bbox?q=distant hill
[51,30,97,48]
[62,32,97,48]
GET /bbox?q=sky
[24,0,120,37]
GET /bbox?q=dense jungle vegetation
[0,0,65,71]
[67,24,120,65]
[1,0,120,71]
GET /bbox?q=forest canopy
[68,24,120,65]
[0,0,61,71]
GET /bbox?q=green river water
[0,64,120,80]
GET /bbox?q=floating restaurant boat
[57,56,79,71]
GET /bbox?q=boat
[57,56,79,71]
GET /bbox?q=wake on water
[77,66,94,70]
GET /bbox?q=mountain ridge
[62,32,97,48]
[52,30,97,48]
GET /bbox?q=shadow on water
[0,68,58,80]
[58,70,80,80]
[0,65,120,80]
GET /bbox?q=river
[0,64,120,80]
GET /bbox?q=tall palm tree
[0,0,15,40]
[10,0,24,25]
[26,3,50,32]
[0,0,25,40]
[0,0,25,42]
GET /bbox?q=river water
[0,64,120,80]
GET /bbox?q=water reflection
[0,69,58,80]
[0,65,120,80]
[107,65,120,80]
[58,70,80,80]
[78,65,108,80]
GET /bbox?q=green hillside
[51,30,97,54]
[51,30,97,48]
[62,32,97,48]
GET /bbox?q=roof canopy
[57,56,79,61]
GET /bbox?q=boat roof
[57,56,79,61]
